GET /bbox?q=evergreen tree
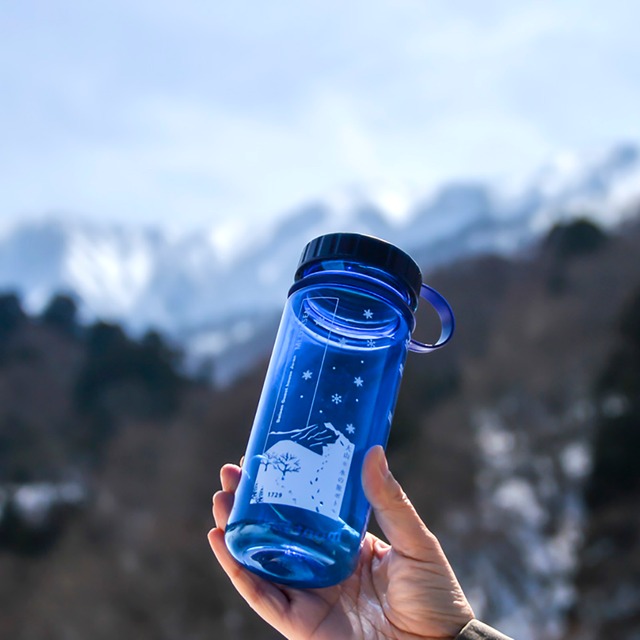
[587,285,640,508]
[40,293,79,336]
[0,292,26,336]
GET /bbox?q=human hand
[208,445,474,640]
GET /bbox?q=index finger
[220,464,242,493]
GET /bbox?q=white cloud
[1,0,639,228]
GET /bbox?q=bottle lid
[295,233,422,301]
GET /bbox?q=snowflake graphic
[302,370,313,380]
[331,393,342,404]
[346,424,355,434]
[353,376,364,387]
[367,339,376,348]
[339,337,347,346]
[363,309,374,319]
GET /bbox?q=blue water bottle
[224,233,454,588]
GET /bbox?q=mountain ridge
[1,143,639,379]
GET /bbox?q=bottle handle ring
[408,284,455,353]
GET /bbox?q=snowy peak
[522,143,640,231]
[533,143,639,199]
[0,218,167,318]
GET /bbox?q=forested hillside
[1,215,639,640]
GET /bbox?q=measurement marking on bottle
[304,296,340,430]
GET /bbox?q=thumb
[362,446,444,562]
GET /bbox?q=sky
[1,0,640,231]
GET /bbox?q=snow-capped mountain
[1,143,639,379]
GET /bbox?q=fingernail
[239,456,245,468]
[377,446,389,478]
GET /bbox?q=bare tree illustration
[273,452,301,480]
[260,451,279,471]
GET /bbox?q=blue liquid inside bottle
[225,271,413,587]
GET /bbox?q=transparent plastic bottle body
[225,270,414,588]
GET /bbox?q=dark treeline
[0,293,185,556]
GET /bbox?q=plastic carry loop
[408,283,455,353]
